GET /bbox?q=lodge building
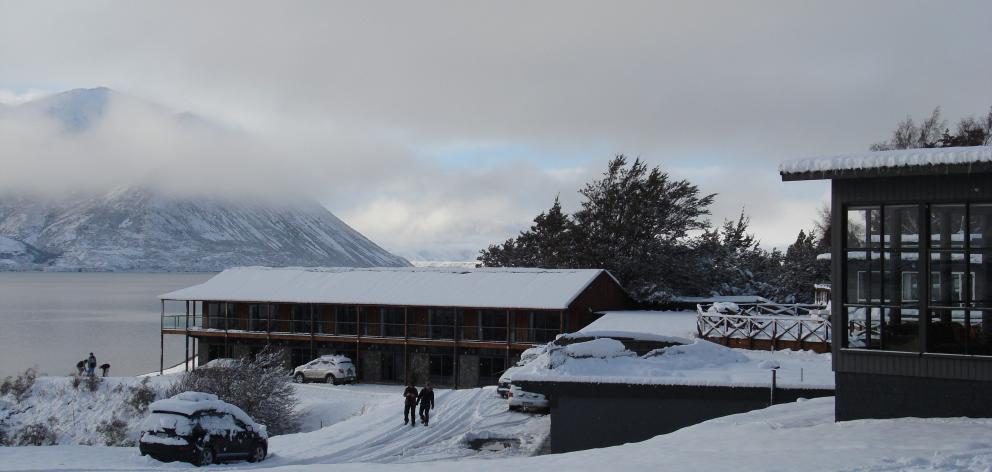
[781,145,992,420]
[158,266,632,388]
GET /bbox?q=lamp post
[760,360,781,406]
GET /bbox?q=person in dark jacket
[86,353,97,376]
[99,363,111,377]
[75,359,86,375]
[403,383,419,426]
[418,382,435,426]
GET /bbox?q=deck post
[310,304,315,360]
[505,309,511,367]
[223,302,229,358]
[159,299,165,375]
[185,300,190,372]
[403,307,408,383]
[453,309,459,388]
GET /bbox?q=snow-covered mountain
[0,186,409,271]
[0,87,409,271]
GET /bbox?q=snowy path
[265,385,547,465]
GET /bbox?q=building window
[532,312,561,343]
[336,306,357,335]
[248,304,269,332]
[478,356,506,386]
[428,308,457,340]
[843,202,991,355]
[382,307,405,337]
[479,310,507,341]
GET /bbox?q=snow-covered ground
[5,396,992,471]
[1,379,548,469]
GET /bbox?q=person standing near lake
[418,382,435,426]
[86,353,97,376]
[403,382,419,427]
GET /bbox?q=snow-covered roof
[571,310,698,342]
[780,145,992,180]
[159,266,616,310]
[512,338,833,389]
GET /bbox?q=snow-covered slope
[0,187,409,271]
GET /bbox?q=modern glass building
[781,145,992,420]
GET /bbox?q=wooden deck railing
[696,303,832,353]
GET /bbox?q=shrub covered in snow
[126,378,156,415]
[167,347,300,435]
[0,368,38,403]
[16,417,57,446]
[96,415,132,447]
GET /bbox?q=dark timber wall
[516,380,833,453]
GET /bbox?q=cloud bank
[1,1,990,258]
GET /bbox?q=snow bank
[779,145,992,175]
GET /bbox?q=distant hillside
[0,186,409,271]
[0,87,409,271]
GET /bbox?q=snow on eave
[779,145,992,180]
[158,266,610,310]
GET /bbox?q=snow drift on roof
[779,145,992,175]
[159,266,613,310]
[574,310,698,341]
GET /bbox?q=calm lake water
[0,272,214,378]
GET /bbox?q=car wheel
[294,373,305,383]
[247,443,267,463]
[194,446,215,467]
[325,374,336,384]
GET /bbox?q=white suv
[292,355,356,385]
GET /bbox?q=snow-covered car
[497,345,547,398]
[507,384,549,413]
[139,392,268,467]
[292,355,356,384]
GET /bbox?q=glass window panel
[845,306,870,348]
[930,252,968,306]
[883,251,920,304]
[847,252,868,303]
[968,310,992,355]
[930,204,966,249]
[846,207,880,248]
[881,307,919,352]
[883,205,919,249]
[973,252,991,304]
[928,308,968,354]
[971,204,992,248]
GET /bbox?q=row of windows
[843,203,992,356]
[202,303,561,342]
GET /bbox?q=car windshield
[143,412,195,437]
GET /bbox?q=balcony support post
[185,300,190,372]
[159,299,165,375]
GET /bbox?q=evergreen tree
[774,229,830,303]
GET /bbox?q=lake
[0,272,214,378]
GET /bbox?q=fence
[696,303,832,353]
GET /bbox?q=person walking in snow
[75,359,86,376]
[86,353,97,376]
[403,382,419,427]
[418,382,435,426]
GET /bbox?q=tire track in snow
[263,386,547,466]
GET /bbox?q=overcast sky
[1,1,990,259]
